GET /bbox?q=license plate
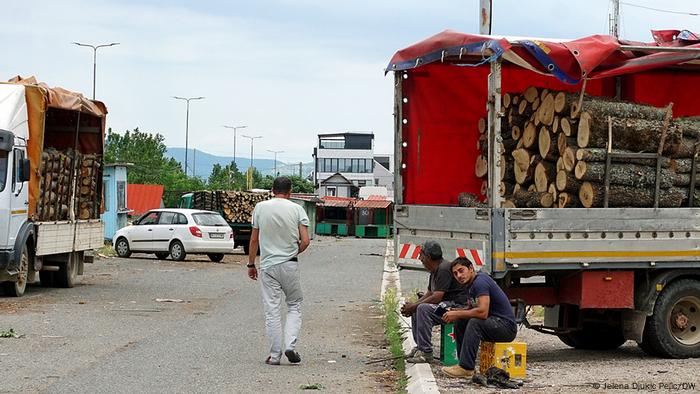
[209,233,224,239]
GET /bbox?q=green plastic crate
[440,323,459,366]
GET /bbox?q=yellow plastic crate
[479,341,527,379]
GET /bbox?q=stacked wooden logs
[38,149,73,221]
[37,149,103,221]
[474,86,700,208]
[77,154,102,219]
[191,190,271,223]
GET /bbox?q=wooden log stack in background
[473,86,700,208]
[191,190,271,223]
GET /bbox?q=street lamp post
[222,125,247,167]
[242,135,263,189]
[172,96,205,176]
[72,42,120,100]
[267,150,284,177]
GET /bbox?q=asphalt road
[0,237,393,394]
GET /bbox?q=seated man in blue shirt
[441,257,517,379]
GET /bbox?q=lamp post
[267,149,284,177]
[242,135,263,189]
[222,125,247,167]
[172,96,205,176]
[72,42,120,100]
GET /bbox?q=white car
[113,209,234,262]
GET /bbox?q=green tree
[105,128,205,207]
[253,174,314,193]
[208,161,245,190]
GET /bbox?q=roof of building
[290,194,322,203]
[320,172,353,186]
[127,184,164,216]
[354,199,392,209]
[318,132,375,138]
[320,196,355,208]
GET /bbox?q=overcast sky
[3,0,699,163]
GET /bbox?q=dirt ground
[430,325,700,392]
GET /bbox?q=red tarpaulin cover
[392,30,700,206]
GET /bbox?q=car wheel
[155,252,169,260]
[169,240,186,261]
[208,253,224,263]
[115,237,132,258]
[2,245,29,297]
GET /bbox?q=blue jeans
[454,317,517,370]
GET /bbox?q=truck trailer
[389,30,700,358]
[0,77,105,297]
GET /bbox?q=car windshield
[192,212,228,226]
[0,151,7,192]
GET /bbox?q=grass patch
[382,288,408,393]
[97,244,117,257]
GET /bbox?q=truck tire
[2,245,29,297]
[169,240,186,261]
[557,325,626,350]
[641,279,700,358]
[155,252,169,260]
[56,252,80,288]
[40,270,55,287]
[208,253,224,263]
[115,237,131,258]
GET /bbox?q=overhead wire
[620,1,699,16]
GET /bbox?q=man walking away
[441,257,517,379]
[247,177,310,365]
[400,241,466,363]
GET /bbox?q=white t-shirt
[252,198,310,269]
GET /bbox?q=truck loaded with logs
[0,77,105,297]
[388,30,700,358]
[179,190,270,254]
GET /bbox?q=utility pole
[72,42,120,100]
[267,150,284,177]
[172,96,205,176]
[479,0,493,35]
[193,148,197,178]
[223,125,247,185]
[242,135,262,189]
[610,0,620,38]
[299,162,303,178]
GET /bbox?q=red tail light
[189,226,202,238]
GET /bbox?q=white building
[313,133,375,198]
[373,154,394,201]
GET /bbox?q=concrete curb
[381,239,440,394]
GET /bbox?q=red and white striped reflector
[456,248,484,266]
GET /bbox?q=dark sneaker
[406,346,419,358]
[265,356,280,365]
[285,350,301,364]
[405,350,433,363]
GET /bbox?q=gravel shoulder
[400,269,700,393]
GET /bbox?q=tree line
[104,128,314,207]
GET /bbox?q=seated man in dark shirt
[441,257,517,379]
[400,241,466,363]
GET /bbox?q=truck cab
[0,127,32,295]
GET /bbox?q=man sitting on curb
[441,257,517,379]
[400,241,466,363]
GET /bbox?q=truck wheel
[3,245,29,297]
[558,325,626,350]
[56,252,80,288]
[642,279,700,358]
[169,240,186,261]
[155,252,169,260]
[40,270,55,287]
[115,237,131,258]
[208,253,224,263]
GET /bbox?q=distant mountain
[166,148,314,179]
